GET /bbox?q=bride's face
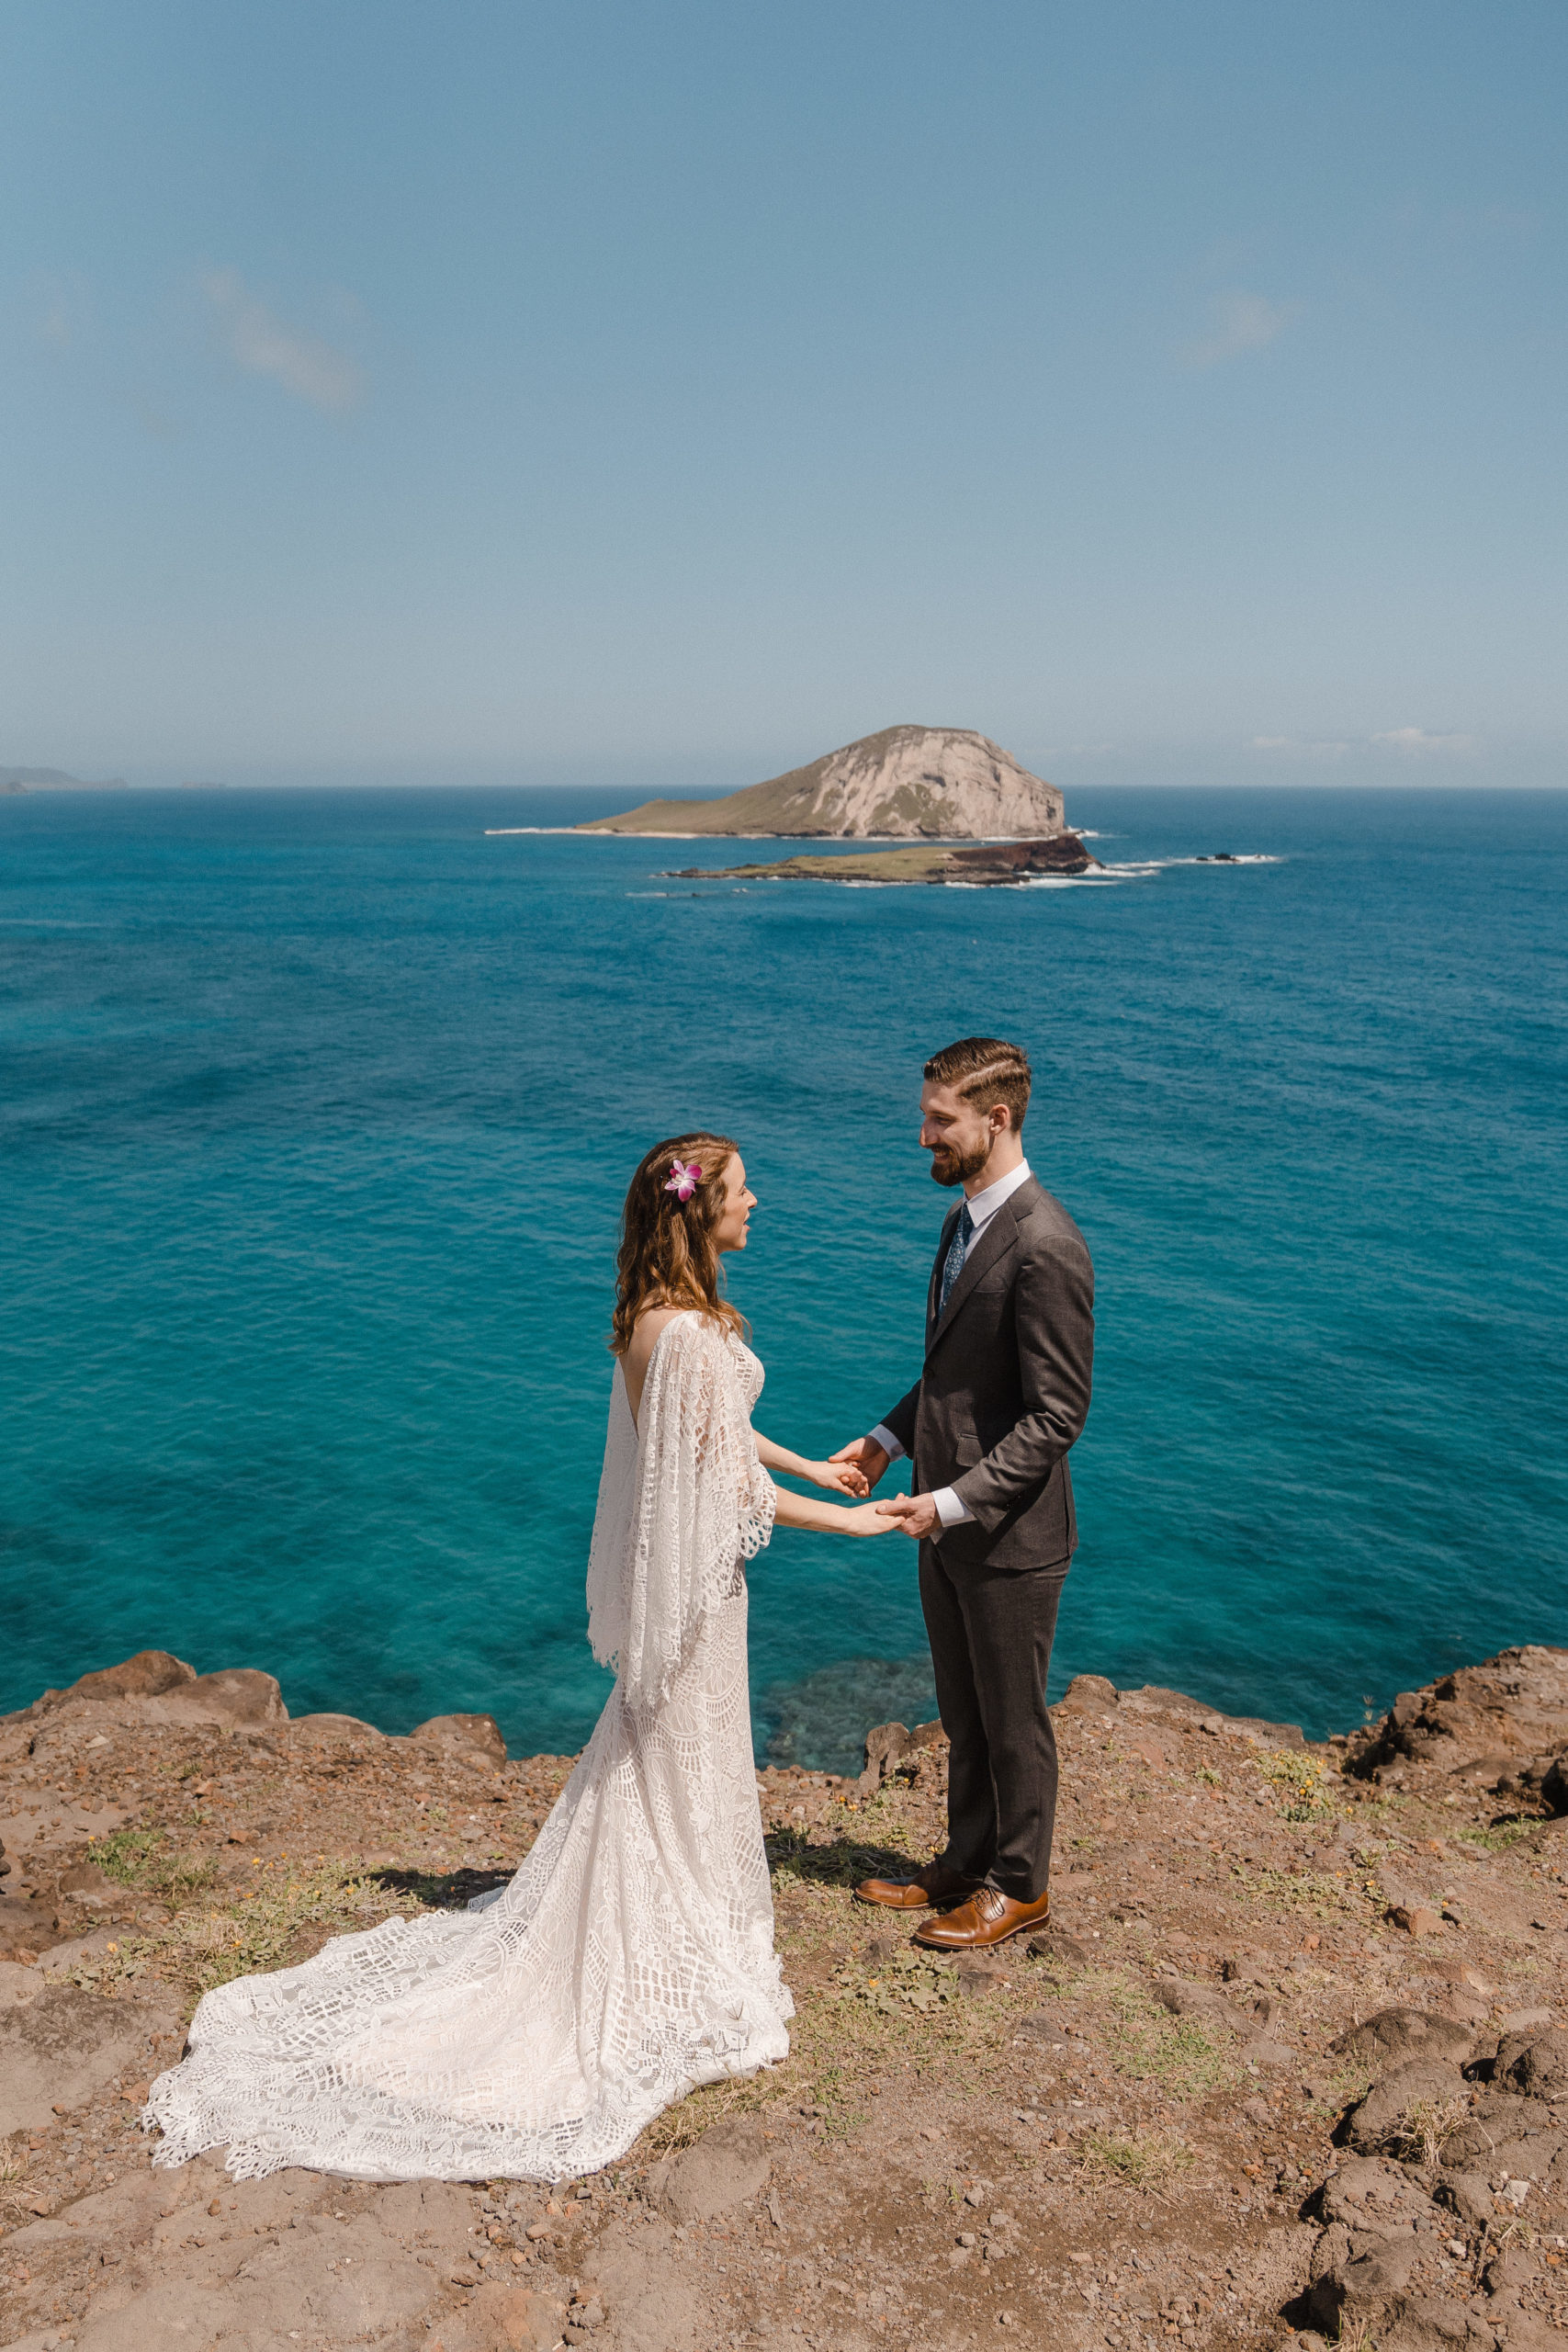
[712,1154,757,1254]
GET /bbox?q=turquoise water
[3,786,1564,1770]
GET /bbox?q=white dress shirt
[872,1158,1032,1532]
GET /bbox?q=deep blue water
[2,785,1564,1771]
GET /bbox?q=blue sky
[4,1,1564,788]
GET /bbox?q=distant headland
[573,724,1067,841]
[0,768,128,795]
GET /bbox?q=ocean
[2,784,1564,1771]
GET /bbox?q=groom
[835,1035,1094,1951]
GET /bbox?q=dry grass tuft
[1391,2095,1470,2169]
[1078,2128,1194,2189]
[45,1855,425,2005]
[1227,1860,1374,1919]
[637,2075,773,2160]
[89,1826,218,1905]
[1098,1973,1232,2099]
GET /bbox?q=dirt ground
[5,1645,1568,2352]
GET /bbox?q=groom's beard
[929,1138,991,1188]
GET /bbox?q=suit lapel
[925,1182,1033,1357]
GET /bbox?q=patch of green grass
[1078,2128,1193,2189]
[87,1826,218,1905]
[1353,1792,1406,1824]
[49,1858,423,2005]
[1305,2063,1373,2115]
[829,1946,955,2019]
[1229,1861,1372,1918]
[766,1822,919,1892]
[1459,1819,1544,1852]
[89,1827,164,1883]
[1258,1752,1340,1823]
[1100,1974,1231,2100]
[773,1932,1032,2113]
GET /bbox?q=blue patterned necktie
[939,1203,975,1317]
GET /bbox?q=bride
[146,1132,894,2182]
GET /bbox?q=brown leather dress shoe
[852,1860,982,1911]
[912,1885,1051,1949]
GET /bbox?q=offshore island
[571,724,1100,887]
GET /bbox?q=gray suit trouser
[919,1543,1068,1903]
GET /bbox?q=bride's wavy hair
[609,1132,749,1357]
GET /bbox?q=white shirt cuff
[870,1422,905,1464]
[932,1486,975,1529]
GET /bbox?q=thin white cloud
[1251,729,1479,761]
[1181,290,1299,370]
[1248,735,1350,760]
[202,267,365,412]
[1371,727,1477,755]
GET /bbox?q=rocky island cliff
[6,1643,1568,2352]
[674,834,1101,888]
[577,727,1066,840]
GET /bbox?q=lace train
[145,1318,791,2182]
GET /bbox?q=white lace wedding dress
[144,1312,792,2182]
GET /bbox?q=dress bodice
[722,1324,765,1416]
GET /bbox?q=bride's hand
[840,1500,899,1536]
[810,1459,870,1498]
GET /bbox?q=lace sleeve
[587,1315,774,1711]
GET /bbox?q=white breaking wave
[1024,852,1280,889]
[1023,869,1153,888]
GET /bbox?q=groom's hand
[876,1492,940,1540]
[829,1436,890,1490]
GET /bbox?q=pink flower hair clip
[664,1159,704,1203]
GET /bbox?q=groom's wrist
[869,1422,904,1463]
[931,1486,975,1530]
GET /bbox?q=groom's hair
[924,1036,1032,1133]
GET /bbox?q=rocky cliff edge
[5,1645,1568,2351]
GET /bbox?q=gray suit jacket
[880,1174,1094,1573]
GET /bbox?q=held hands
[824,1437,938,1536]
[874,1492,942,1541]
[839,1500,900,1537]
[829,1435,891,1491]
[807,1458,871,1498]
